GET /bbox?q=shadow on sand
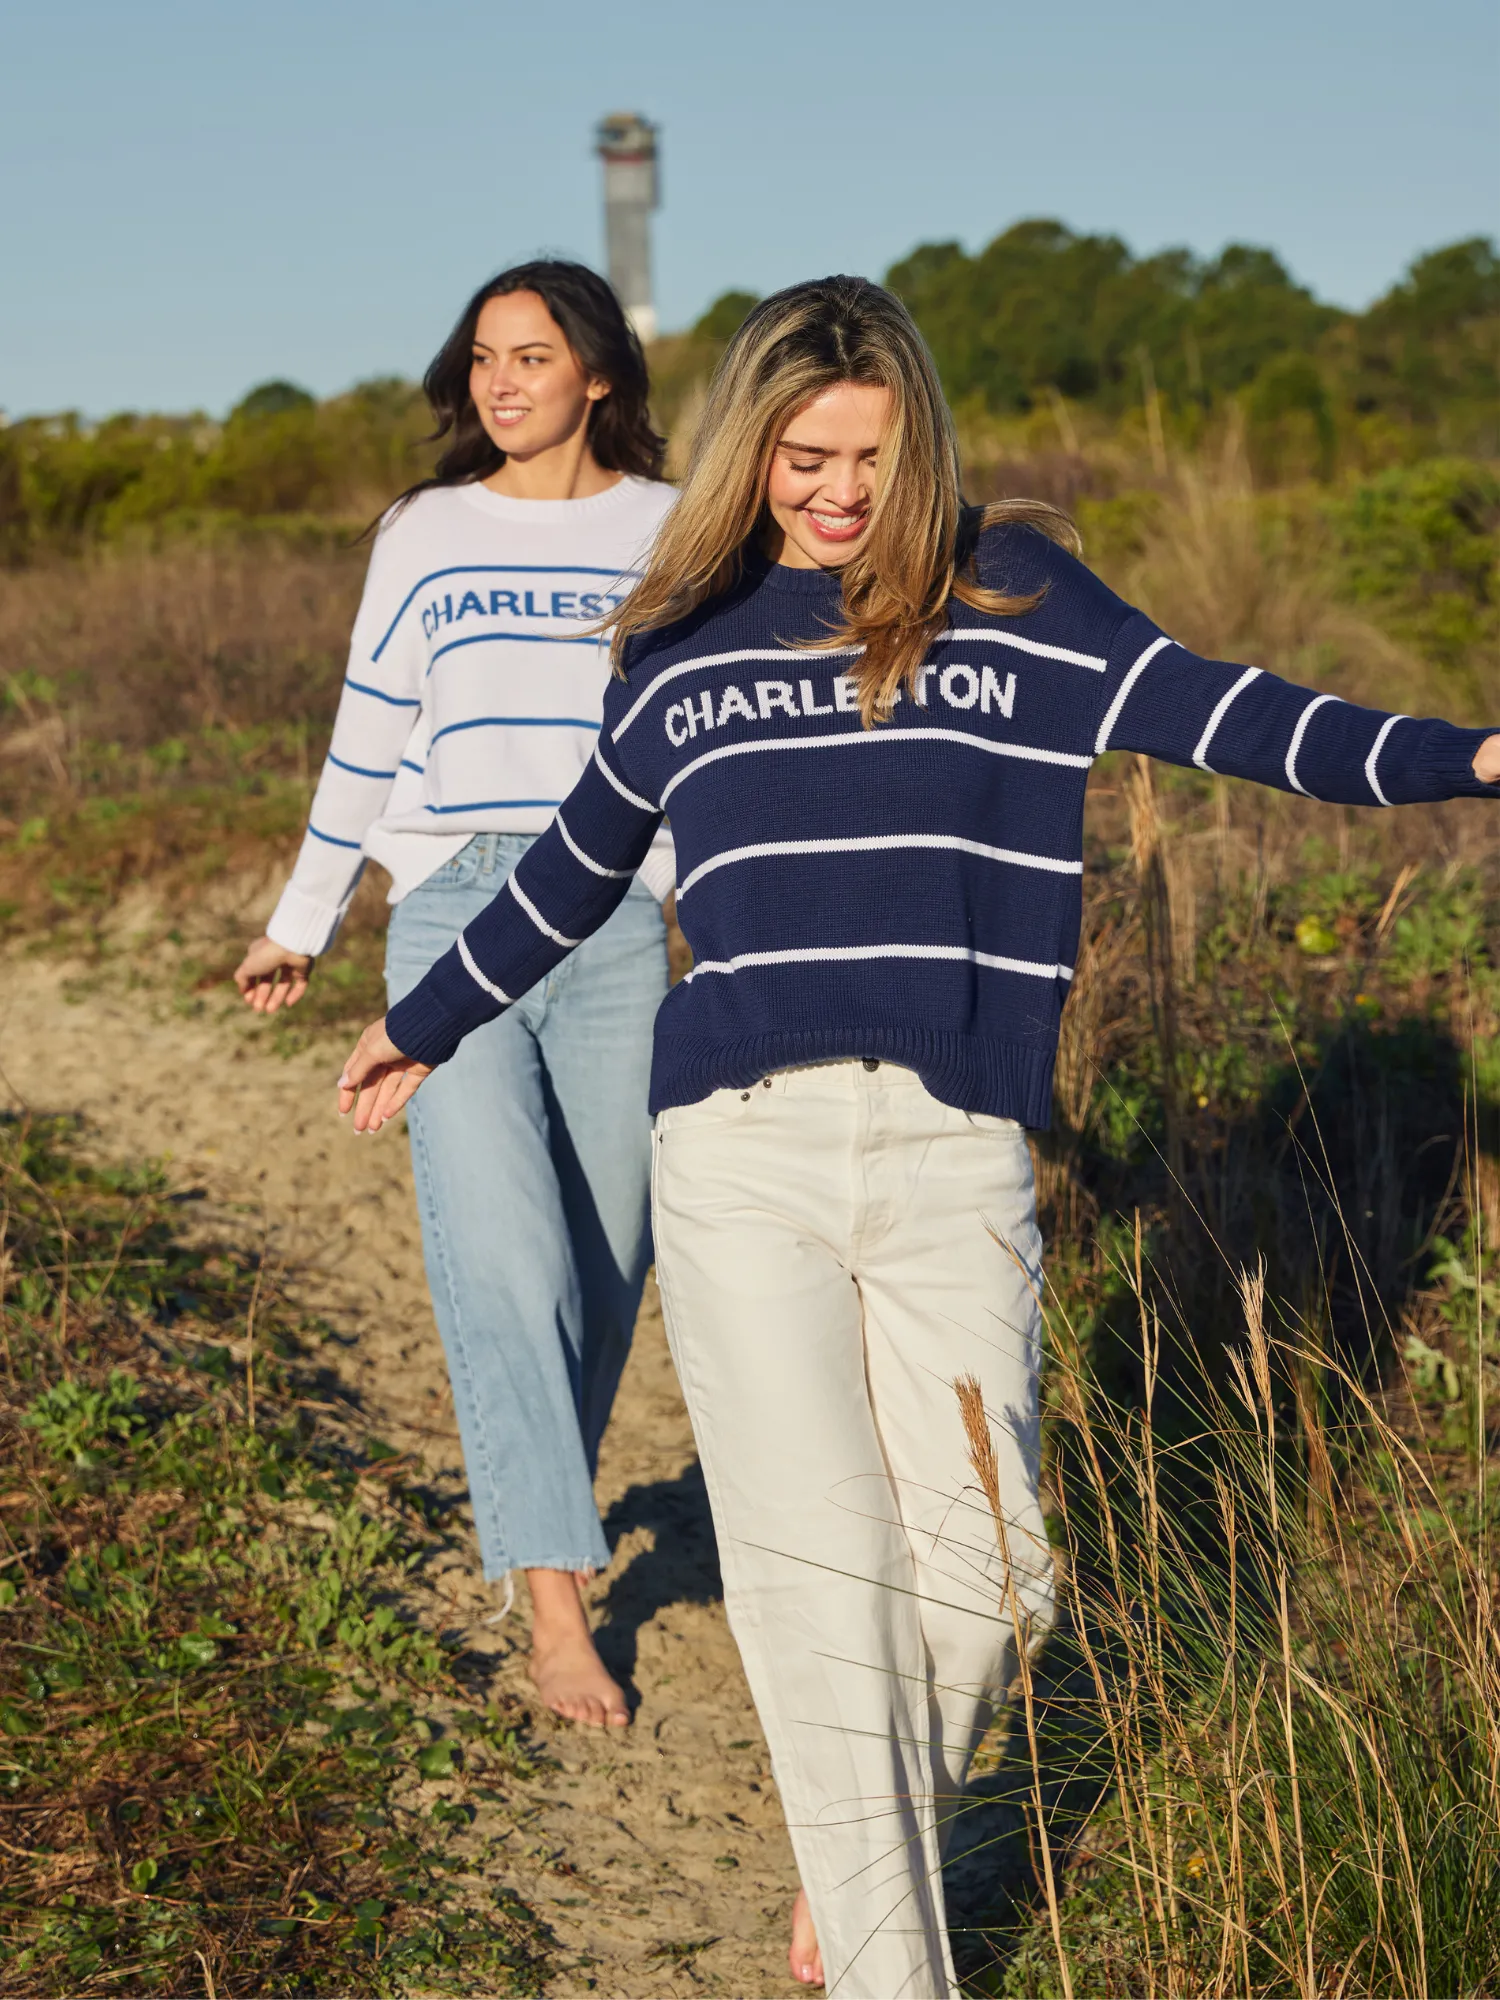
[592,1462,724,1696]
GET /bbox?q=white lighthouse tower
[595,113,660,343]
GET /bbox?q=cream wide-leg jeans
[651,1061,1054,2000]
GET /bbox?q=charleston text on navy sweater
[386,525,1499,1126]
[659,660,1017,740]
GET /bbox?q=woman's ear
[586,377,613,403]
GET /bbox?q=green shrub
[1327,457,1500,696]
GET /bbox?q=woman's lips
[489,407,530,427]
[805,508,867,542]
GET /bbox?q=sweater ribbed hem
[649,1028,1057,1128]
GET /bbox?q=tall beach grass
[958,1225,1499,1997]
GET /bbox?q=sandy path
[0,950,803,1997]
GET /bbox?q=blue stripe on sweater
[423,798,564,814]
[346,677,420,708]
[429,716,602,745]
[328,752,398,779]
[428,631,604,670]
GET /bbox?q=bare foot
[789,1888,824,1987]
[526,1568,629,1729]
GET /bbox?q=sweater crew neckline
[457,473,661,526]
[742,544,847,601]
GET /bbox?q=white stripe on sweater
[1094,635,1174,755]
[677,832,1084,900]
[508,875,581,949]
[682,943,1075,984]
[939,629,1107,671]
[1192,667,1263,771]
[556,810,635,878]
[457,934,513,1004]
[1364,712,1408,807]
[659,726,1091,807]
[613,645,862,740]
[1286,693,1340,797]
[592,745,659,814]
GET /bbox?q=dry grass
[0,539,382,1022]
[0,539,363,763]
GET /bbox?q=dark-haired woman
[234,262,676,1729]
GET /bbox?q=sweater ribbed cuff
[1417,722,1500,799]
[385,986,477,1068]
[265,882,350,958]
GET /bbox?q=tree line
[0,224,1494,561]
[665,227,1498,467]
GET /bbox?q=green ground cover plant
[0,1114,557,1997]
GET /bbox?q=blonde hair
[610,275,1080,724]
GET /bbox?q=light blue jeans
[385,833,667,1579]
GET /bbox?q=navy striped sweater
[386,524,1499,1125]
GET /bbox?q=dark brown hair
[387,260,665,519]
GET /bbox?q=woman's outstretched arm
[1093,610,1500,802]
[338,712,664,1132]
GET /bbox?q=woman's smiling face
[763,382,893,569]
[469,290,609,460]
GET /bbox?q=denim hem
[484,1554,611,1581]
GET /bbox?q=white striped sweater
[266,476,678,956]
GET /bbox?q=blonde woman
[335,277,1500,1997]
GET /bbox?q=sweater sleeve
[385,677,664,1066]
[264,522,425,955]
[1094,610,1500,807]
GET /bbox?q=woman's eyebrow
[776,437,878,455]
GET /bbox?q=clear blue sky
[4,0,1495,418]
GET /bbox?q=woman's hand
[1474,734,1500,784]
[234,935,315,1014]
[338,1017,434,1134]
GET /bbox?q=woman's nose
[824,465,866,510]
